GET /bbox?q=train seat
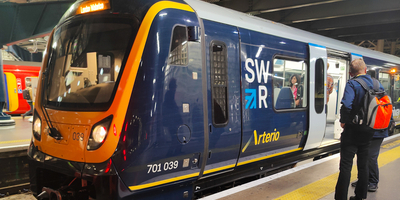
[275,87,294,109]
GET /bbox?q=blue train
[28,0,400,199]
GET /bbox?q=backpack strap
[353,77,370,92]
[372,78,380,91]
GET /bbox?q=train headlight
[32,112,41,141]
[87,115,113,150]
[93,126,107,143]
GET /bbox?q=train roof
[184,0,400,65]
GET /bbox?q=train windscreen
[45,16,138,110]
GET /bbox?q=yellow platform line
[274,140,400,200]
[0,139,31,144]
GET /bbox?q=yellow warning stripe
[237,148,303,166]
[0,139,31,145]
[129,147,303,191]
[274,140,400,200]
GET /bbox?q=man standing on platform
[350,127,389,192]
[334,58,383,200]
[22,83,33,119]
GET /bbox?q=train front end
[28,0,140,199]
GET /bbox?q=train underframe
[29,141,340,200]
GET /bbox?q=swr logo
[244,58,269,109]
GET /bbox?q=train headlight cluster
[87,115,113,150]
[32,113,41,141]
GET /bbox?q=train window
[315,58,325,114]
[367,70,376,78]
[97,53,114,84]
[211,41,228,125]
[273,58,308,110]
[379,72,390,92]
[45,17,138,110]
[25,77,32,87]
[168,25,188,65]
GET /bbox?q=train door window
[97,53,114,84]
[379,72,390,92]
[367,70,376,78]
[210,41,228,125]
[25,77,39,100]
[315,58,325,114]
[394,74,400,102]
[168,25,188,65]
[273,57,307,110]
[25,77,32,88]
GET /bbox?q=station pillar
[377,39,384,52]
[0,50,16,127]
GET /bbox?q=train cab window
[315,58,325,114]
[379,72,390,92]
[273,58,307,110]
[211,42,228,125]
[168,25,188,65]
[45,17,138,110]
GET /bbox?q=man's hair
[350,58,366,75]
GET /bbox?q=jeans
[335,125,373,200]
[368,138,384,186]
[23,101,33,117]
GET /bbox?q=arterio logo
[242,129,280,152]
[244,58,269,109]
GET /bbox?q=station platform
[2,116,400,200]
[200,134,400,200]
[0,116,32,153]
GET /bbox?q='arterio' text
[253,129,280,145]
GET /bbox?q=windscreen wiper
[41,67,63,140]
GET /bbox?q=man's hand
[340,123,345,128]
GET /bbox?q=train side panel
[363,56,400,129]
[112,7,205,198]
[238,28,308,165]
[3,72,18,112]
[201,19,242,176]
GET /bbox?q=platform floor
[201,134,400,200]
[0,116,32,153]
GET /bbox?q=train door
[323,51,349,143]
[304,43,327,150]
[3,72,18,112]
[392,73,400,124]
[378,71,394,123]
[201,20,241,177]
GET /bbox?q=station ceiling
[1,0,400,57]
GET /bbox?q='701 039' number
[147,161,179,174]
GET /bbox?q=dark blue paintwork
[363,56,397,69]
[0,60,11,120]
[0,61,6,103]
[112,8,204,195]
[238,28,308,163]
[202,19,242,173]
